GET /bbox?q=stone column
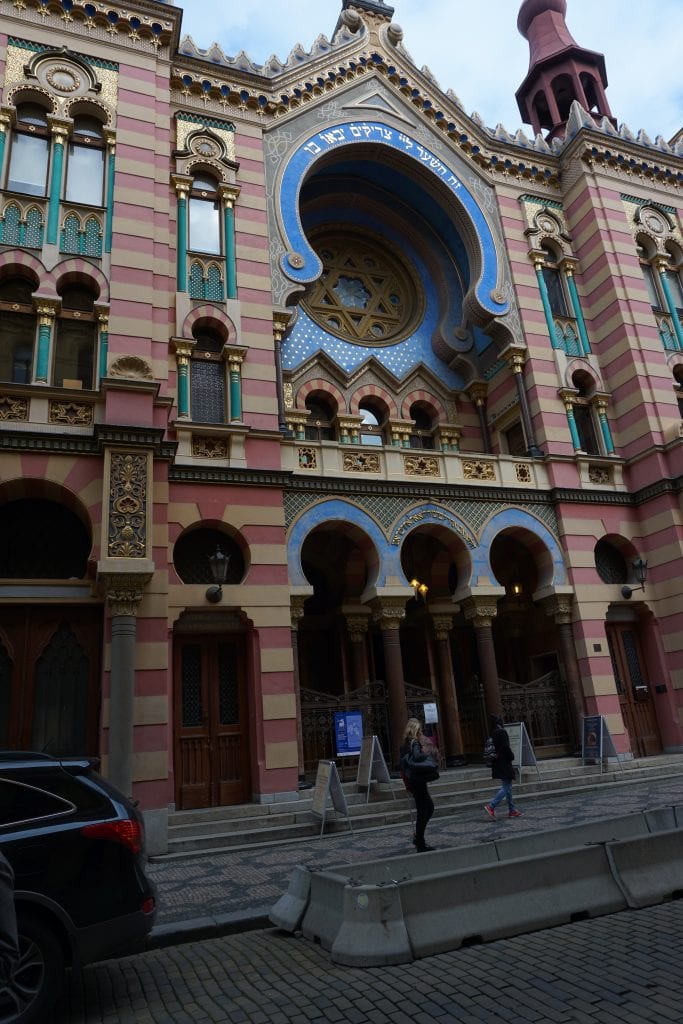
[508,350,543,457]
[33,303,57,383]
[463,598,503,720]
[371,599,407,767]
[467,383,491,453]
[0,109,15,181]
[540,594,585,746]
[656,255,683,351]
[346,616,370,689]
[172,175,192,293]
[47,118,70,244]
[562,258,591,356]
[219,185,241,300]
[172,339,196,418]
[595,398,615,455]
[291,597,306,781]
[102,577,150,797]
[432,615,464,762]
[96,308,109,382]
[272,312,292,434]
[224,345,246,421]
[560,392,582,451]
[104,130,116,254]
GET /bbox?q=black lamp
[206,546,230,603]
[621,557,648,600]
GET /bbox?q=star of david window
[302,230,423,345]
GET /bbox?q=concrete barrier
[494,813,648,861]
[269,865,312,932]
[324,844,498,885]
[643,807,676,833]
[331,883,412,966]
[674,804,683,828]
[401,845,627,959]
[606,829,683,909]
[301,870,350,949]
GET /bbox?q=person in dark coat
[484,715,522,819]
[400,717,435,851]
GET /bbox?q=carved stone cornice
[463,596,499,627]
[370,597,406,629]
[99,570,153,618]
[539,593,575,624]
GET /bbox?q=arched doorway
[0,495,101,756]
[172,527,251,809]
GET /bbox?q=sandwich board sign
[356,735,395,803]
[310,760,352,836]
[582,715,624,773]
[504,722,540,782]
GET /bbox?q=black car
[0,753,157,1023]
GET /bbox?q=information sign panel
[334,710,363,757]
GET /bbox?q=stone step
[158,757,683,859]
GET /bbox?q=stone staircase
[157,754,683,860]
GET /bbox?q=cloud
[177,0,682,139]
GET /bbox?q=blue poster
[334,711,363,756]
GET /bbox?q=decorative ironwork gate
[456,674,488,757]
[500,669,575,752]
[300,680,390,778]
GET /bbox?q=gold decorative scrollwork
[49,400,94,425]
[192,436,228,458]
[463,459,496,481]
[515,463,532,483]
[0,395,29,421]
[342,451,380,473]
[108,452,147,558]
[404,455,440,477]
[588,465,611,485]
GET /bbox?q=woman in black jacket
[400,718,435,851]
[484,716,522,819]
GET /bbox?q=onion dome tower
[515,0,615,140]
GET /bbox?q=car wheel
[0,914,65,1024]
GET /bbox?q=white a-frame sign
[356,735,395,804]
[310,760,352,837]
[504,722,541,783]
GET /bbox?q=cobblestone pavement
[53,900,683,1024]
[148,775,683,929]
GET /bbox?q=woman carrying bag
[400,717,439,852]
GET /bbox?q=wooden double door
[0,605,101,756]
[174,634,250,809]
[606,623,662,757]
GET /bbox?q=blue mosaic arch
[474,508,568,590]
[287,499,401,589]
[389,504,477,550]
[277,120,508,319]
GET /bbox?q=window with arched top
[552,74,577,122]
[54,284,97,389]
[304,395,336,442]
[541,244,568,317]
[408,403,435,450]
[189,172,221,255]
[359,401,384,446]
[572,371,600,455]
[190,327,225,423]
[7,103,50,197]
[65,114,105,207]
[636,228,683,352]
[0,276,37,383]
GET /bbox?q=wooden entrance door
[606,623,662,757]
[0,605,101,756]
[174,635,250,809]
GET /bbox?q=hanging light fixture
[410,577,429,602]
[206,545,230,603]
[621,557,648,600]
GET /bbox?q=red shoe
[508,809,523,817]
[484,803,495,819]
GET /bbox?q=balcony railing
[0,196,45,249]
[188,255,224,301]
[552,315,582,356]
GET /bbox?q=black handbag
[401,750,439,783]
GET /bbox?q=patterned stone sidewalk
[54,900,683,1023]
[148,775,683,930]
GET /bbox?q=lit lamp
[410,577,429,602]
[511,583,523,597]
[206,546,230,603]
[621,557,648,600]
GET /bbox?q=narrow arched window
[7,103,50,197]
[541,246,568,317]
[54,285,97,389]
[359,402,384,446]
[191,328,225,422]
[189,173,221,255]
[408,403,435,450]
[305,396,335,441]
[65,114,105,207]
[0,277,37,383]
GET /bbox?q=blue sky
[175,0,682,141]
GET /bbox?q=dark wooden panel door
[0,606,101,756]
[607,624,662,757]
[174,636,249,810]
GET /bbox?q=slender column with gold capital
[467,384,491,453]
[34,303,58,383]
[172,176,192,293]
[47,120,70,244]
[372,600,407,767]
[273,313,291,434]
[224,345,246,421]
[219,186,240,300]
[463,599,503,720]
[97,310,109,382]
[432,615,464,762]
[508,350,543,457]
[172,339,196,418]
[655,256,683,351]
[346,616,370,690]
[0,111,14,181]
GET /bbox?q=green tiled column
[658,263,683,351]
[534,260,559,348]
[98,312,109,382]
[226,347,245,421]
[224,201,237,300]
[104,137,116,254]
[35,305,56,383]
[174,181,190,293]
[565,269,592,355]
[596,401,615,455]
[47,126,68,245]
[564,400,581,451]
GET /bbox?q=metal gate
[300,680,390,778]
